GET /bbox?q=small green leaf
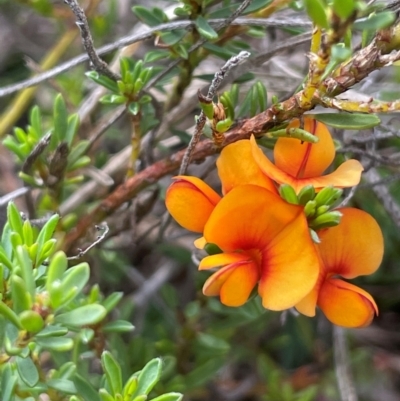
[30,106,42,137]
[311,113,381,129]
[0,301,22,328]
[144,50,169,63]
[99,389,115,401]
[333,0,355,19]
[132,358,162,397]
[85,71,119,92]
[73,374,101,401]
[7,202,24,239]
[128,102,140,116]
[47,379,77,395]
[16,356,39,387]
[68,140,90,167]
[36,336,74,351]
[1,374,17,401]
[175,44,188,60]
[354,11,395,31]
[54,304,107,327]
[11,276,32,313]
[34,325,68,338]
[132,6,164,26]
[102,320,135,333]
[102,292,123,312]
[195,16,218,40]
[46,251,68,291]
[102,351,123,396]
[65,114,80,147]
[35,214,59,263]
[53,94,68,147]
[151,393,183,401]
[303,0,329,28]
[16,245,35,300]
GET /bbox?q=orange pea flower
[199,185,320,309]
[295,208,384,328]
[166,140,276,233]
[250,117,364,193]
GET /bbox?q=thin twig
[179,50,251,175]
[64,0,120,81]
[68,223,109,260]
[0,16,308,98]
[0,187,31,208]
[144,0,253,93]
[333,326,358,401]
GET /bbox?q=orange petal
[318,208,384,278]
[258,212,320,310]
[202,259,259,306]
[165,176,221,232]
[250,136,363,193]
[204,185,304,252]
[274,118,335,178]
[217,140,277,195]
[199,252,250,270]
[318,278,378,328]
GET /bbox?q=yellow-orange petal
[258,211,320,310]
[199,252,250,270]
[217,140,277,195]
[318,208,384,278]
[202,259,259,306]
[194,237,207,249]
[318,278,378,328]
[274,118,335,178]
[250,135,363,193]
[204,185,304,252]
[165,176,221,233]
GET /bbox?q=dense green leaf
[36,336,74,351]
[195,16,218,40]
[54,304,107,327]
[53,94,68,147]
[47,379,77,394]
[333,0,355,19]
[354,11,395,31]
[311,113,381,129]
[132,358,162,397]
[303,0,329,28]
[132,6,164,26]
[102,320,135,333]
[102,351,123,396]
[16,356,39,387]
[0,301,22,328]
[151,393,183,401]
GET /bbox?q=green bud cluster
[279,184,344,235]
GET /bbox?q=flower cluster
[166,118,384,328]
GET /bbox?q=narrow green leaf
[11,275,32,313]
[128,102,140,116]
[34,325,68,338]
[7,202,24,239]
[102,292,123,312]
[195,16,218,40]
[47,379,77,394]
[132,6,164,26]
[311,113,381,129]
[54,304,107,327]
[151,393,183,401]
[303,0,329,28]
[68,140,90,167]
[22,220,33,247]
[354,11,395,31]
[30,106,42,137]
[85,71,119,92]
[132,358,162,397]
[16,245,35,300]
[102,320,135,333]
[36,336,74,351]
[53,94,68,146]
[99,389,115,401]
[73,374,101,401]
[101,351,123,396]
[46,251,68,292]
[16,356,39,387]
[333,0,355,19]
[0,301,22,328]
[65,114,80,147]
[1,374,17,401]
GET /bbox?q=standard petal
[274,118,335,178]
[165,176,221,232]
[202,259,259,306]
[204,185,304,252]
[199,252,251,270]
[258,212,320,311]
[318,278,378,328]
[318,208,384,278]
[251,135,363,192]
[217,140,277,195]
